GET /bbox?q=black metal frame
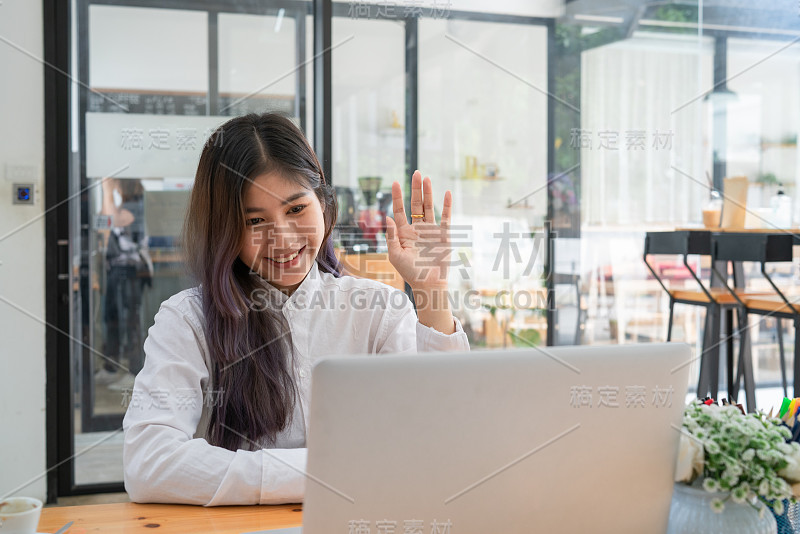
[710,36,728,193]
[313,0,332,184]
[403,15,418,303]
[47,0,319,499]
[208,10,220,115]
[44,0,72,504]
[545,19,556,346]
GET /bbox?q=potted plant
[669,400,800,533]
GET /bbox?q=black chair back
[645,231,711,256]
[711,233,793,264]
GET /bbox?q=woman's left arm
[376,287,470,354]
[385,170,457,336]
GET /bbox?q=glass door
[68,0,311,491]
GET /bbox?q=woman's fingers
[404,170,448,227]
[384,215,402,256]
[423,176,435,223]
[410,170,424,223]
[391,181,409,230]
[441,190,452,229]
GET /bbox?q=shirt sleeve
[122,301,307,506]
[376,288,471,354]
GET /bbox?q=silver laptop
[283,342,690,534]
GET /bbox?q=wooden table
[38,503,302,533]
[334,251,406,291]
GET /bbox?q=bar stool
[644,231,772,402]
[711,232,795,411]
[644,231,712,338]
[644,231,721,399]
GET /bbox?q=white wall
[0,1,47,501]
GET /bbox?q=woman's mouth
[266,245,306,267]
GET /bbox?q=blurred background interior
[3,0,800,503]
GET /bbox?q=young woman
[122,112,469,506]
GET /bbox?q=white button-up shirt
[123,260,470,506]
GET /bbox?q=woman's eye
[288,205,306,215]
[246,217,264,226]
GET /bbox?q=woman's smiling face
[238,172,325,295]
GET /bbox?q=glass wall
[418,18,549,348]
[78,4,213,486]
[563,4,800,401]
[330,16,407,288]
[576,30,712,353]
[722,36,800,387]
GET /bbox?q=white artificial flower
[747,417,763,429]
[779,448,800,483]
[752,464,766,479]
[703,478,720,493]
[739,424,755,437]
[710,498,725,513]
[774,478,793,499]
[731,485,747,504]
[722,475,739,489]
[675,433,704,483]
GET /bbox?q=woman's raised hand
[385,170,453,290]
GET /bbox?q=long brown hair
[182,112,340,451]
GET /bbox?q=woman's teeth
[270,249,300,263]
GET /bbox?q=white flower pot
[667,482,777,534]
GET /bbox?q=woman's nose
[267,222,303,249]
